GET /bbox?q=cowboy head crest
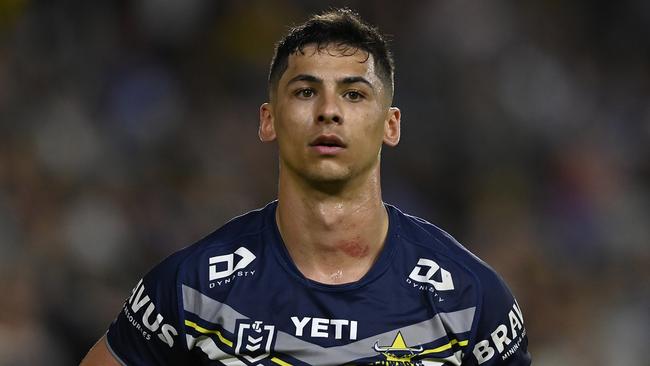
[373,331,424,362]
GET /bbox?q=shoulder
[152,202,275,278]
[387,205,531,364]
[105,203,277,362]
[388,204,504,294]
[388,204,523,328]
[186,202,274,254]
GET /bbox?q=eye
[344,90,365,102]
[295,88,315,99]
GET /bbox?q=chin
[283,158,374,189]
[304,169,351,184]
[295,162,352,185]
[303,158,380,187]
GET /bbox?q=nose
[317,114,341,123]
[316,93,342,124]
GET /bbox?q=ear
[383,107,401,147]
[259,103,276,142]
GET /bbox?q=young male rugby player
[81,8,531,365]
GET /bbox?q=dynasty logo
[406,258,454,295]
[208,246,256,288]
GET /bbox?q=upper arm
[80,336,122,366]
[101,255,188,365]
[463,272,531,365]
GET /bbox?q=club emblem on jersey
[235,320,276,363]
[373,331,424,364]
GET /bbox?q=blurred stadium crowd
[0,1,648,365]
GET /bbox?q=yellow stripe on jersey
[184,320,293,365]
[419,338,469,355]
[184,319,233,347]
[271,357,293,366]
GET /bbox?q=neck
[276,165,389,284]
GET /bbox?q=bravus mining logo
[124,279,179,347]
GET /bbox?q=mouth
[308,134,347,155]
[309,135,347,148]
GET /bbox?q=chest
[183,275,465,365]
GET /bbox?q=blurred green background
[0,1,648,365]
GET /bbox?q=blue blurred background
[0,1,648,365]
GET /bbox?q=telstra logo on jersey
[208,246,256,288]
[407,258,454,292]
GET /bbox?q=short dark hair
[268,8,394,99]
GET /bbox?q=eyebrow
[286,74,322,85]
[340,76,374,89]
[286,74,375,90]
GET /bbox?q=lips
[309,134,346,155]
[309,135,347,148]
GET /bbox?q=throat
[293,236,379,284]
[274,195,390,284]
[337,236,370,258]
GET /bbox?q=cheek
[359,112,388,144]
[279,99,313,120]
[278,102,313,126]
[276,113,308,144]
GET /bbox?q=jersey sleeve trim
[175,253,190,352]
[104,333,128,366]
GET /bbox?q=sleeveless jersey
[106,201,531,365]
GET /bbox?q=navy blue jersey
[106,201,531,365]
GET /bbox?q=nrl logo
[373,331,424,363]
[235,320,276,364]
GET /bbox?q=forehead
[280,44,381,87]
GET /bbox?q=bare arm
[80,335,122,366]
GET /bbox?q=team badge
[373,331,424,364]
[234,320,276,363]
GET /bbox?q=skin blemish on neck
[337,236,370,258]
